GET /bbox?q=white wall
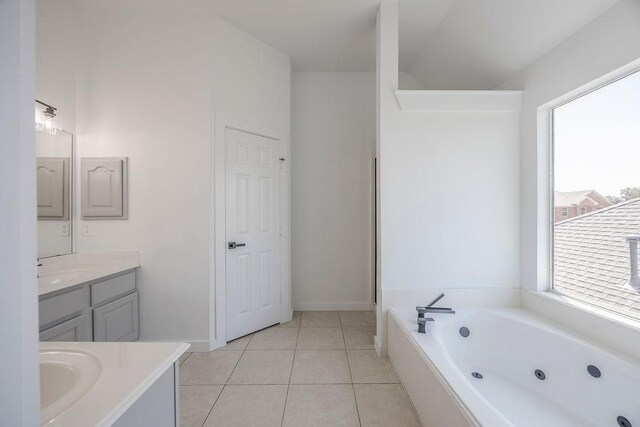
[73,3,290,349]
[0,0,40,424]
[291,72,375,310]
[35,0,77,133]
[498,0,640,291]
[381,110,520,290]
[376,3,521,355]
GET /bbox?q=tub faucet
[417,317,433,334]
[416,293,455,316]
[416,293,454,334]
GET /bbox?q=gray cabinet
[93,292,139,342]
[113,364,178,427]
[39,286,90,330]
[39,269,139,342]
[37,157,69,219]
[40,313,92,342]
[81,157,128,219]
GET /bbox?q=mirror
[36,130,73,258]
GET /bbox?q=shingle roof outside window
[554,198,640,318]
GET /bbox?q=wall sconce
[35,99,58,135]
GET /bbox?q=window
[552,70,640,320]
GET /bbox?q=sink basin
[40,350,101,426]
[39,269,89,286]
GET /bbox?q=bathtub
[388,307,640,427]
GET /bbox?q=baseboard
[293,301,373,311]
[187,339,219,352]
[374,334,382,357]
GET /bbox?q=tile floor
[178,311,422,427]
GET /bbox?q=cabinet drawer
[91,271,136,307]
[40,313,92,342]
[39,286,90,330]
[94,292,139,342]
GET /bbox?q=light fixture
[35,99,58,135]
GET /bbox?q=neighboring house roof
[554,198,640,318]
[554,190,611,207]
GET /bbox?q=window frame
[547,66,640,311]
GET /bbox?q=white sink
[38,269,89,286]
[40,350,101,426]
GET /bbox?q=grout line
[280,322,301,426]
[341,323,362,426]
[200,339,248,426]
[179,352,192,367]
[223,344,246,386]
[199,384,225,427]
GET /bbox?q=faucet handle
[417,317,434,334]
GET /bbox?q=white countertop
[40,341,189,427]
[38,252,140,296]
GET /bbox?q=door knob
[228,241,246,249]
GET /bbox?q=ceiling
[208,0,455,71]
[209,0,619,85]
[409,0,620,89]
[76,0,621,86]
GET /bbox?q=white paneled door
[225,128,281,340]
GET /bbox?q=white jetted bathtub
[388,307,640,427]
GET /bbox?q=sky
[554,70,640,198]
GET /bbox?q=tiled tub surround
[178,311,422,427]
[388,307,640,427]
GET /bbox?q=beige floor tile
[281,311,302,328]
[343,327,376,349]
[290,350,351,384]
[301,311,341,327]
[297,327,345,349]
[228,350,294,384]
[354,384,421,427]
[340,310,376,327]
[204,385,287,427]
[282,384,360,427]
[347,350,399,383]
[216,334,253,351]
[179,385,222,427]
[180,351,243,385]
[179,352,192,366]
[246,325,298,350]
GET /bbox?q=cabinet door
[37,157,67,219]
[40,313,92,342]
[93,292,139,342]
[81,157,127,219]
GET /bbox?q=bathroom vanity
[40,341,188,426]
[38,253,140,343]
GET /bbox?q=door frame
[210,113,291,350]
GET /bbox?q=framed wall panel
[81,157,128,219]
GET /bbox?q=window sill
[522,289,640,360]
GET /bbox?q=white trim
[210,113,292,350]
[523,290,640,360]
[186,340,217,353]
[293,302,373,311]
[373,334,382,357]
[536,58,640,292]
[394,90,523,113]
